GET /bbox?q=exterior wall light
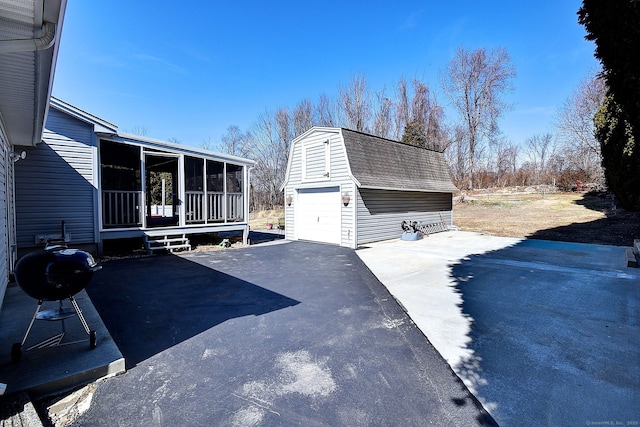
[9,150,27,162]
[342,192,351,206]
[286,195,293,206]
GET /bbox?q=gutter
[0,21,56,53]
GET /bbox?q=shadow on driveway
[87,255,299,369]
[71,242,494,426]
[357,233,639,426]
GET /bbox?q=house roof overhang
[50,97,118,134]
[0,0,67,147]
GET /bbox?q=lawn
[453,190,640,246]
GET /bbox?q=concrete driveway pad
[69,241,494,426]
[356,231,640,426]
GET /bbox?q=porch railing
[206,192,244,222]
[227,192,244,221]
[208,192,224,221]
[186,191,205,223]
[102,190,142,228]
[102,190,243,228]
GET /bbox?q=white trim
[350,184,358,249]
[280,126,341,190]
[178,154,186,226]
[140,148,147,229]
[358,185,455,194]
[301,138,331,183]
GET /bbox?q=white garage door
[296,187,341,245]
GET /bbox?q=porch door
[145,154,179,228]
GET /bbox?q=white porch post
[223,162,227,224]
[140,151,147,229]
[178,154,186,226]
[202,159,208,224]
[243,165,249,245]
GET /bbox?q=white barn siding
[15,108,97,249]
[284,129,356,248]
[356,189,452,245]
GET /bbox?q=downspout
[0,21,56,53]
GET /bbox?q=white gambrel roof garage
[281,127,458,248]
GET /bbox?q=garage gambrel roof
[342,128,458,193]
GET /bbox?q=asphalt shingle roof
[341,129,458,193]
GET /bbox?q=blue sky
[52,1,599,149]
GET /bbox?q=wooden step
[144,234,191,253]
[146,237,189,244]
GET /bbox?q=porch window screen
[185,157,205,223]
[226,164,244,221]
[206,161,225,222]
[100,140,142,228]
[100,141,141,191]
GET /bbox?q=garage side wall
[283,129,356,248]
[15,108,98,250]
[356,189,452,245]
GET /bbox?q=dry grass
[454,192,608,237]
[249,208,284,230]
[454,191,640,246]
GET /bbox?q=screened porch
[100,139,249,231]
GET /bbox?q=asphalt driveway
[71,241,494,426]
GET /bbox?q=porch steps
[144,233,192,254]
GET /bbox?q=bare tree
[274,107,292,155]
[316,93,336,127]
[444,124,470,187]
[127,126,149,136]
[243,109,290,209]
[394,77,449,151]
[293,98,314,137]
[373,88,394,139]
[495,141,518,186]
[424,98,449,152]
[394,77,411,140]
[525,133,555,184]
[218,125,247,156]
[338,74,372,132]
[167,137,182,144]
[441,46,516,189]
[200,137,215,151]
[555,70,606,183]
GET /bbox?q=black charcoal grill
[11,243,101,363]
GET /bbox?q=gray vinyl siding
[284,129,356,248]
[15,108,97,248]
[356,189,453,245]
[0,128,9,309]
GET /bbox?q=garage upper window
[302,139,330,182]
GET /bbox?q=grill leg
[21,300,43,346]
[69,296,97,349]
[69,296,91,335]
